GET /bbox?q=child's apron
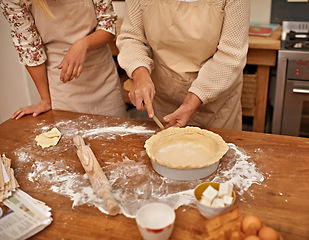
[31,0,126,117]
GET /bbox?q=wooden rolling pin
[73,135,120,216]
[123,78,164,130]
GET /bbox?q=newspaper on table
[0,155,53,239]
[0,155,19,201]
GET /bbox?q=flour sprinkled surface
[13,116,267,218]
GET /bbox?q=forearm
[116,0,154,78]
[132,67,151,81]
[25,63,51,104]
[183,92,202,114]
[189,0,250,104]
[79,29,114,51]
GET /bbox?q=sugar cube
[200,196,212,207]
[218,182,233,198]
[202,185,218,202]
[223,195,234,205]
[211,198,225,208]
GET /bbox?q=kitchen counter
[248,26,281,50]
[0,110,308,239]
[246,26,282,133]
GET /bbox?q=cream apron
[31,0,126,117]
[142,0,242,129]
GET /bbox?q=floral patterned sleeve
[0,0,46,66]
[93,0,117,35]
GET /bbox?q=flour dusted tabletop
[0,110,308,240]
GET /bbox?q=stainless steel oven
[272,21,309,137]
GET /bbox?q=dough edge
[144,126,229,169]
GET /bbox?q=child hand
[11,101,51,120]
[58,39,87,83]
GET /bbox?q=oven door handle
[293,88,309,94]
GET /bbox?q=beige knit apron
[31,0,126,117]
[142,0,242,129]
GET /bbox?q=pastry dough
[144,127,229,169]
[35,127,61,149]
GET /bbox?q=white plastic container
[135,203,175,240]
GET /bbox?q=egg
[244,236,261,240]
[229,231,244,240]
[242,215,263,236]
[258,226,279,240]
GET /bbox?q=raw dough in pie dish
[144,127,229,170]
[35,127,61,149]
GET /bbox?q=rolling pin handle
[73,135,85,148]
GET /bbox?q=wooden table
[247,27,281,133]
[1,110,308,240]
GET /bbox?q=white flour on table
[13,116,266,218]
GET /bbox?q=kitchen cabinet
[246,26,281,132]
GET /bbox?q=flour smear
[14,116,266,218]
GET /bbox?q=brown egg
[242,215,263,235]
[258,226,279,240]
[244,236,261,240]
[229,231,244,240]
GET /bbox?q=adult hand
[58,39,87,83]
[11,100,51,120]
[163,92,202,128]
[130,67,156,118]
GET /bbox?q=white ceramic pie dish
[150,158,220,181]
[145,127,229,181]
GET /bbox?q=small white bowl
[194,182,236,219]
[135,203,175,240]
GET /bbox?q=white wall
[250,0,272,24]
